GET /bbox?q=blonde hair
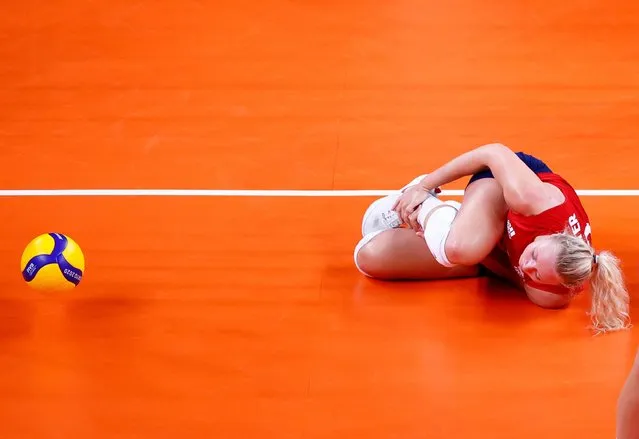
[551,230,630,334]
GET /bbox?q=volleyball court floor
[2,1,639,438]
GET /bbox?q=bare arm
[417,143,559,216]
[618,348,639,439]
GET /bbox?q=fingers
[395,195,425,226]
[401,202,417,225]
[393,186,415,214]
[407,207,421,232]
[392,197,409,223]
[391,192,406,214]
[392,186,433,228]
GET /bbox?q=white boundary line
[1,189,639,197]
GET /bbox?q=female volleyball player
[354,143,630,333]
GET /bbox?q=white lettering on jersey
[568,213,591,243]
[568,214,581,235]
[506,220,516,239]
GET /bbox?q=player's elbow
[481,142,515,156]
[504,187,544,216]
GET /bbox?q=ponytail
[553,231,631,334]
[588,250,631,334]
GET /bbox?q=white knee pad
[421,203,459,268]
[444,200,461,210]
[354,230,384,277]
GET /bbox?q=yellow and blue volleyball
[21,233,85,291]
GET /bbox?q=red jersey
[503,172,592,295]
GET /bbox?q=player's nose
[521,259,534,272]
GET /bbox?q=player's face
[519,236,562,285]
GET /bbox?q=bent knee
[354,237,388,278]
[355,246,379,277]
[444,237,485,266]
[354,231,386,278]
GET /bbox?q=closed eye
[532,249,542,281]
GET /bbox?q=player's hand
[392,185,432,229]
[410,207,425,236]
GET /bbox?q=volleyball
[21,233,85,291]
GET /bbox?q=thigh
[444,178,509,265]
[448,151,550,263]
[355,228,480,280]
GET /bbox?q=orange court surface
[2,1,639,438]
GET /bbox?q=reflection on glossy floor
[2,0,639,438]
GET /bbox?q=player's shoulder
[537,172,577,193]
[537,172,586,209]
[508,173,568,218]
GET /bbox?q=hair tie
[593,253,598,266]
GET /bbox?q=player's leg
[355,172,508,280]
[414,175,508,267]
[355,185,514,281]
[361,174,435,237]
[355,227,480,280]
[441,178,509,265]
[617,347,639,439]
[355,175,477,280]
[420,152,551,268]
